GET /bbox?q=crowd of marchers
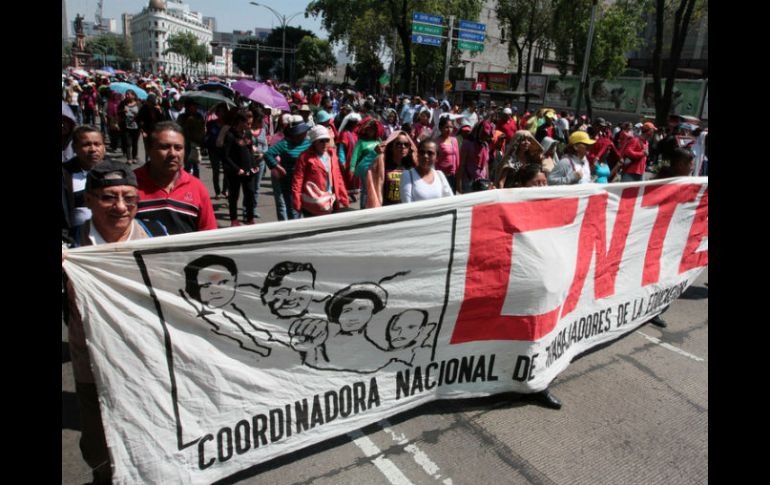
[61,68,708,484]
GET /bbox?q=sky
[65,0,327,38]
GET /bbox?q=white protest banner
[63,178,708,484]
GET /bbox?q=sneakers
[245,219,256,225]
[230,220,241,227]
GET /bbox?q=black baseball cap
[86,160,137,191]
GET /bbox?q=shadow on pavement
[62,391,81,431]
[681,285,708,300]
[215,393,534,484]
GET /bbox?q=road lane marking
[636,331,705,362]
[380,419,453,484]
[348,429,414,485]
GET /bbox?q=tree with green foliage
[496,0,553,109]
[295,36,336,82]
[551,0,646,117]
[232,26,316,81]
[307,0,483,93]
[650,0,705,126]
[164,32,211,74]
[86,34,136,70]
[230,38,261,78]
[496,0,549,90]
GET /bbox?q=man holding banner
[64,161,168,484]
[64,170,707,483]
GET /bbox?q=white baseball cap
[503,108,513,115]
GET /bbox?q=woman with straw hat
[495,130,543,189]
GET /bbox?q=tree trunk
[396,24,412,93]
[652,0,665,125]
[653,0,697,127]
[523,0,537,112]
[524,41,533,112]
[392,0,413,93]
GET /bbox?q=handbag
[301,176,336,215]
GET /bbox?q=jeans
[208,148,228,196]
[226,172,256,221]
[184,142,201,178]
[271,169,301,221]
[122,128,140,161]
[243,159,266,219]
[82,108,96,126]
[109,128,122,152]
[621,172,643,182]
[69,104,82,124]
[76,382,112,484]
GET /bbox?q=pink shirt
[435,137,459,176]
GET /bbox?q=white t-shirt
[577,156,592,184]
[400,168,454,203]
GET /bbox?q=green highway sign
[458,40,484,52]
[412,23,444,36]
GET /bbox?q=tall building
[62,0,68,40]
[253,27,271,41]
[130,0,213,75]
[122,14,134,42]
[203,16,216,32]
[100,18,118,34]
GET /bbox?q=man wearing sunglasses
[64,160,168,484]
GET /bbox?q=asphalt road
[62,141,707,484]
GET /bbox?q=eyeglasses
[394,142,411,148]
[95,194,139,207]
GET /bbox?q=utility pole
[254,43,260,80]
[443,16,455,99]
[575,0,598,118]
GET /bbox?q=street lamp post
[249,2,304,82]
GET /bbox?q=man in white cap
[292,125,350,216]
[299,104,315,127]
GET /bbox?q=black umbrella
[197,82,235,99]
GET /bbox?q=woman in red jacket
[292,125,350,217]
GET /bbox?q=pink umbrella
[231,79,290,111]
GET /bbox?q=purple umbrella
[231,80,290,111]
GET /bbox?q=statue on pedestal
[74,14,86,51]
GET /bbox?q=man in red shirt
[587,117,621,168]
[496,108,518,142]
[616,121,656,182]
[135,121,217,234]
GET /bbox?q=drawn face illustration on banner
[180,255,273,358]
[184,256,238,309]
[387,309,429,349]
[260,262,316,318]
[197,265,237,308]
[338,299,375,332]
[326,283,388,334]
